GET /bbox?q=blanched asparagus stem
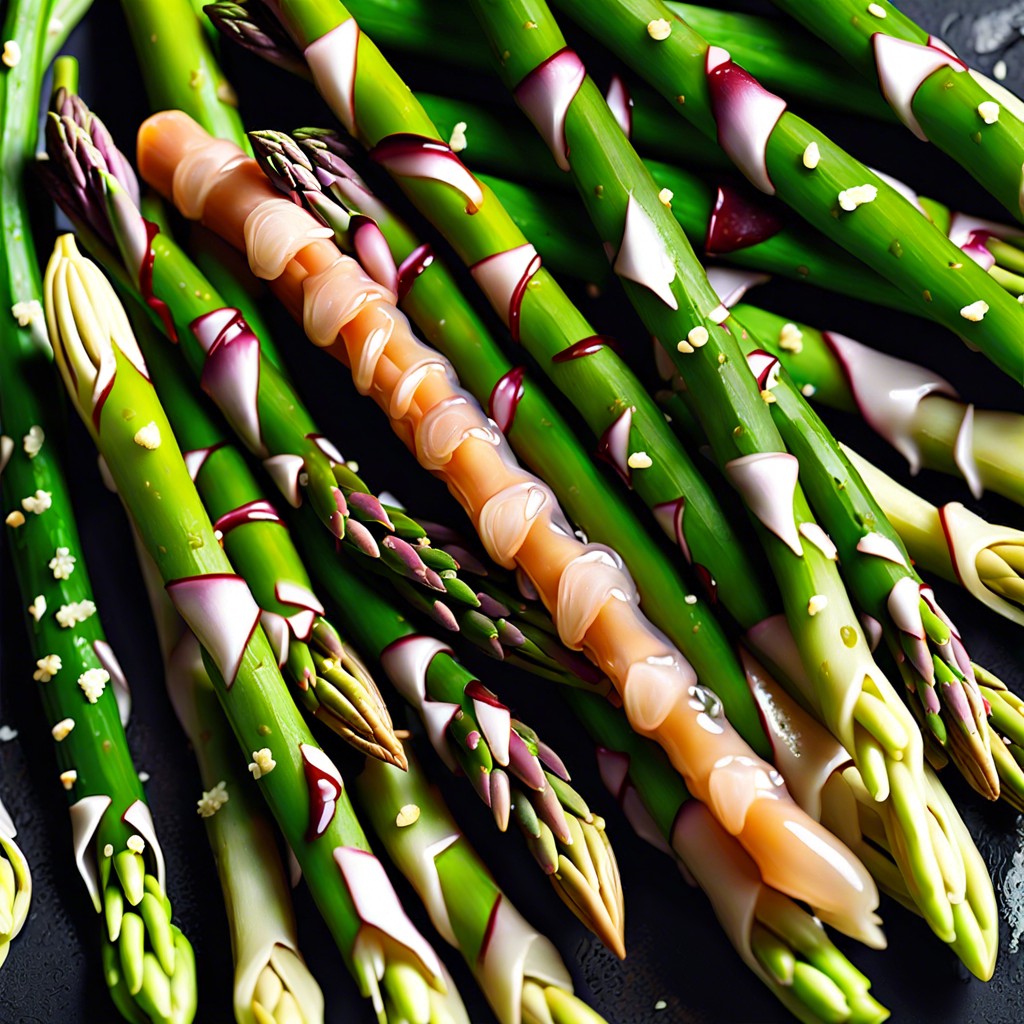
[137,548,325,1024]
[568,689,891,1023]
[467,0,971,951]
[124,292,404,766]
[554,0,1024,383]
[139,114,884,949]
[43,234,463,1024]
[357,747,612,1024]
[250,126,771,747]
[769,0,1024,223]
[845,446,1024,631]
[748,349,995,797]
[1,8,196,1020]
[0,795,31,971]
[41,79,493,642]
[295,517,625,956]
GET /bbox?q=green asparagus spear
[1,6,196,1019]
[358,746,613,1024]
[43,232,464,1024]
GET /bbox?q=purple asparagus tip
[476,592,511,619]
[347,490,394,529]
[535,739,571,782]
[495,619,526,648]
[490,769,512,831]
[536,782,573,845]
[508,730,546,791]
[431,600,460,632]
[345,518,380,558]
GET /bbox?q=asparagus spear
[43,233,464,1024]
[1,6,197,1020]
[137,546,325,1024]
[357,746,612,1024]
[568,687,892,1024]
[466,0,974,951]
[294,516,626,957]
[40,78,495,645]
[137,112,885,950]
[552,0,1024,383]
[0,795,31,971]
[122,289,404,766]
[769,0,1024,223]
[845,446,1024,631]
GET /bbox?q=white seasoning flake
[647,18,672,40]
[126,834,146,854]
[655,1002,668,1012]
[801,383,817,397]
[248,747,276,780]
[11,300,42,327]
[867,2,886,17]
[56,599,97,628]
[33,654,62,682]
[708,304,729,325]
[838,184,878,211]
[684,594,698,605]
[807,594,829,616]
[658,187,674,206]
[22,489,52,515]
[28,595,46,621]
[978,101,1000,124]
[687,325,709,348]
[133,421,161,449]
[0,725,17,742]
[78,668,110,703]
[49,546,76,580]
[138,772,150,783]
[960,300,989,322]
[5,510,25,528]
[2,39,21,68]
[103,843,114,858]
[778,322,803,353]
[60,769,77,790]
[22,424,44,458]
[396,804,421,828]
[760,388,777,404]
[448,120,468,153]
[627,451,653,470]
[51,718,75,742]
[676,339,694,354]
[802,142,820,170]
[197,781,229,818]
[995,60,1008,81]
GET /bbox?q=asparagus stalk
[746,349,995,796]
[0,795,31,970]
[467,0,974,952]
[40,79,498,649]
[553,0,1024,383]
[248,126,771,747]
[294,516,626,957]
[357,746,612,1024]
[845,446,1024,631]
[43,233,463,1024]
[137,546,325,1024]
[568,688,891,1024]
[1,7,197,1020]
[769,0,1024,223]
[137,113,885,950]
[123,290,404,766]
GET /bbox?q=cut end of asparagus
[522,981,610,1024]
[251,944,325,1024]
[101,848,197,1024]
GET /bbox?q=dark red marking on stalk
[694,564,718,605]
[705,185,784,256]
[397,244,435,300]
[301,746,343,841]
[91,375,114,430]
[509,251,542,343]
[489,366,526,435]
[369,134,483,213]
[213,499,283,537]
[140,219,177,341]
[595,406,634,488]
[464,680,507,710]
[479,895,504,961]
[552,335,618,363]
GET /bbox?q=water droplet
[841,625,858,648]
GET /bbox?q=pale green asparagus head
[0,804,31,970]
[43,234,150,438]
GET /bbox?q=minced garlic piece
[22,489,52,515]
[52,718,75,742]
[960,300,989,322]
[60,770,77,790]
[197,781,229,818]
[5,510,24,528]
[647,18,671,40]
[838,184,878,211]
[396,804,421,827]
[133,421,161,449]
[22,425,44,457]
[56,599,97,628]
[28,595,46,621]
[49,546,76,579]
[448,121,468,153]
[127,835,146,854]
[978,101,1000,124]
[867,3,886,17]
[807,595,829,616]
[11,300,42,327]
[2,40,21,68]
[687,325,709,347]
[760,389,777,404]
[778,322,803,352]
[248,747,276,779]
[34,654,62,682]
[802,142,820,169]
[78,667,110,703]
[658,187,674,206]
[627,451,653,469]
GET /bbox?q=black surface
[3,1,1024,1022]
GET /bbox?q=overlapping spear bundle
[3,0,1024,1021]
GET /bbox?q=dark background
[3,1,1024,1022]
